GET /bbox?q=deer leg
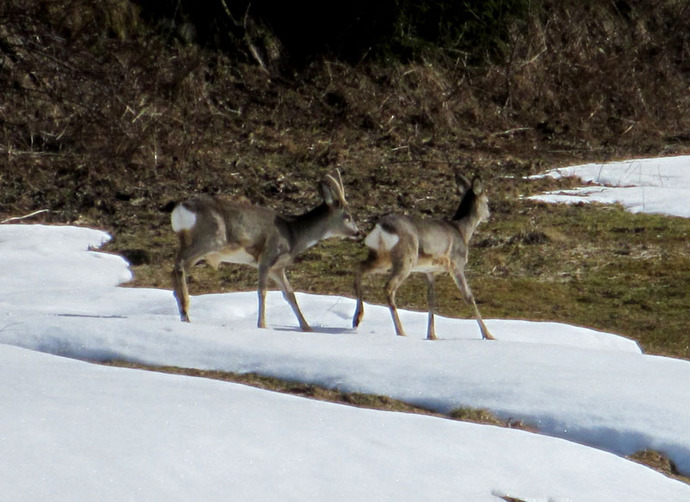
[386,278,406,337]
[424,273,437,340]
[272,269,312,332]
[353,267,365,329]
[353,255,378,329]
[172,256,191,322]
[385,264,412,337]
[171,233,225,323]
[451,268,494,340]
[257,264,269,329]
[353,250,387,329]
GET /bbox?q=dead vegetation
[2,1,689,229]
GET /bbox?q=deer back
[171,172,358,269]
[172,195,282,266]
[362,174,489,270]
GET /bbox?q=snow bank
[529,155,690,217]
[3,343,689,501]
[1,223,690,483]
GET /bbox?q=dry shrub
[496,1,690,149]
[2,0,690,227]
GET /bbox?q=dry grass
[101,360,534,430]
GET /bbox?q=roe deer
[171,171,359,331]
[353,173,494,340]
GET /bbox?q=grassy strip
[103,359,465,420]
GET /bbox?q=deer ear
[455,172,471,195]
[319,180,337,206]
[472,176,484,195]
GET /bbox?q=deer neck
[452,204,486,243]
[453,191,476,221]
[286,203,332,255]
[449,218,475,244]
[452,191,484,243]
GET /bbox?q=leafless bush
[492,1,690,148]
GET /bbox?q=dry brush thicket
[2,0,689,226]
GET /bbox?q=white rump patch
[171,204,197,232]
[364,224,399,251]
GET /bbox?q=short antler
[321,170,348,206]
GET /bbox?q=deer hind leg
[172,249,199,322]
[271,268,312,332]
[353,266,365,329]
[424,273,438,340]
[451,268,494,340]
[172,258,190,322]
[171,232,223,323]
[256,264,270,329]
[385,261,413,337]
[172,233,210,323]
[353,251,380,329]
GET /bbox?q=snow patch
[529,155,690,217]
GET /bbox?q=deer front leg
[257,265,269,329]
[172,259,191,323]
[353,267,365,329]
[452,268,495,341]
[424,273,437,340]
[272,269,312,332]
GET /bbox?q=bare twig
[1,209,49,223]
[219,0,270,74]
[490,127,532,138]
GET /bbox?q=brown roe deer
[353,173,494,340]
[171,172,359,331]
